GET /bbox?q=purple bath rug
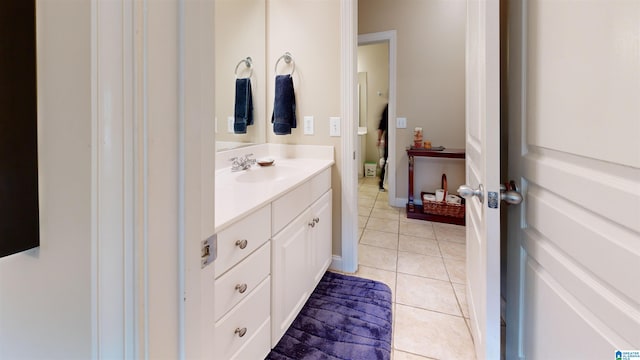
[266,271,393,360]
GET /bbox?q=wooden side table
[406,147,466,225]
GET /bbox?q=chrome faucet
[230,153,256,172]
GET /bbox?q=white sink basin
[234,164,299,183]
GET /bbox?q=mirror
[358,72,367,129]
[214,0,266,151]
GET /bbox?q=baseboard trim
[330,255,343,272]
[330,255,357,274]
[393,197,408,208]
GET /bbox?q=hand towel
[271,74,296,135]
[233,78,253,134]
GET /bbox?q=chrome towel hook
[274,52,295,76]
[234,57,253,79]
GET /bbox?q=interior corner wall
[0,1,93,358]
[359,0,467,199]
[266,0,343,256]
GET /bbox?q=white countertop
[215,144,334,233]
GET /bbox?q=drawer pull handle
[313,217,320,223]
[235,283,248,294]
[308,221,316,228]
[235,327,247,338]
[235,239,248,249]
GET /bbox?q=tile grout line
[361,178,473,359]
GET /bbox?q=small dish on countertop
[257,158,275,167]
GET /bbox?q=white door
[458,0,501,358]
[506,1,640,358]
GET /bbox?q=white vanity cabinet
[212,205,271,360]
[210,146,334,359]
[271,169,332,346]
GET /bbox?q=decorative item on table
[446,194,462,204]
[423,194,436,202]
[423,140,432,149]
[413,127,423,148]
[421,174,465,219]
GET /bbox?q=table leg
[408,154,415,212]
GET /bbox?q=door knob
[500,181,523,205]
[457,184,484,204]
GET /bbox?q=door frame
[357,30,398,206]
[91,0,136,357]
[339,0,399,274]
[338,0,358,273]
[91,0,215,357]
[505,0,526,357]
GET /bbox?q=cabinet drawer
[310,168,331,204]
[214,242,270,321]
[229,317,270,360]
[215,205,270,277]
[272,168,331,235]
[214,276,271,360]
[272,181,310,236]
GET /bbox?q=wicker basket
[421,174,465,219]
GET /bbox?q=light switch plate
[227,116,234,133]
[330,117,341,137]
[304,116,314,135]
[396,117,407,128]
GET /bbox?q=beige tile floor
[352,177,476,360]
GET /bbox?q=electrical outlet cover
[396,117,407,129]
[330,117,341,137]
[304,116,314,135]
[227,116,234,133]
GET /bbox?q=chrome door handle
[457,184,484,204]
[500,181,523,205]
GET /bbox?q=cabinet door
[310,190,332,286]
[271,208,312,346]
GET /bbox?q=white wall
[359,0,467,199]
[0,1,92,358]
[267,0,343,255]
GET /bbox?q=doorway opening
[358,31,398,207]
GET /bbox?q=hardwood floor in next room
[351,177,476,360]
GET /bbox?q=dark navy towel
[234,78,253,134]
[266,271,393,360]
[271,74,297,135]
